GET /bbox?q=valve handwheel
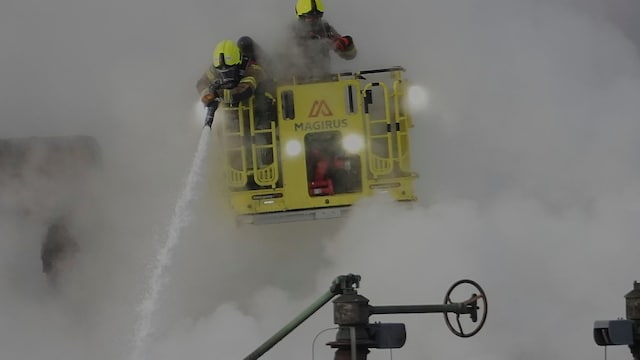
[443,279,488,337]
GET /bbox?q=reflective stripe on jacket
[196,63,267,104]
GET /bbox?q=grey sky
[1,0,639,359]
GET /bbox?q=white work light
[285,140,302,157]
[343,134,364,153]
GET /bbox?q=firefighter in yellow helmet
[197,38,272,127]
[286,0,356,79]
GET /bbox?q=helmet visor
[299,12,322,22]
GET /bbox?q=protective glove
[201,93,217,106]
[333,35,353,52]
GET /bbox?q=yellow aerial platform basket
[213,66,418,224]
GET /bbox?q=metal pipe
[350,326,357,360]
[371,303,468,315]
[243,289,336,360]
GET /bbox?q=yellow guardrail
[392,77,412,173]
[363,82,393,178]
[221,97,280,189]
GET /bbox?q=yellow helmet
[213,40,241,69]
[296,0,324,17]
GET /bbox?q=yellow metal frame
[218,97,279,190]
[213,66,418,222]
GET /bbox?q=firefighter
[286,0,357,80]
[237,35,271,73]
[197,38,274,127]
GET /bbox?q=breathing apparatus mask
[215,65,241,89]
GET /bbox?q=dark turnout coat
[283,19,357,80]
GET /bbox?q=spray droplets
[131,130,210,360]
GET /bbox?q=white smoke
[150,1,640,359]
[0,0,639,359]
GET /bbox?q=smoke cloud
[0,0,639,359]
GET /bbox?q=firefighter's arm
[196,66,220,105]
[325,23,357,60]
[219,65,264,104]
[334,35,356,60]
